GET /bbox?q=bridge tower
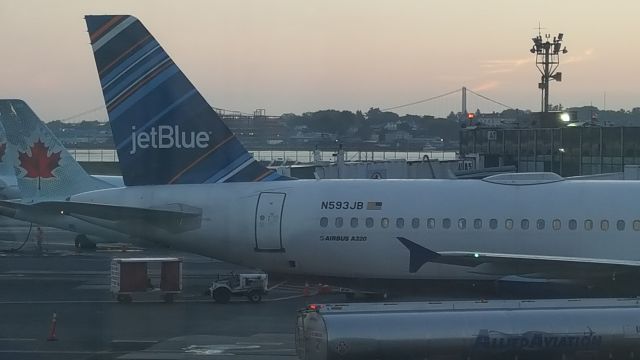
[461,86,467,116]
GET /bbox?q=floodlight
[560,113,571,122]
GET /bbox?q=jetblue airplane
[5,15,640,293]
[0,99,130,247]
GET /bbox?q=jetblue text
[130,125,211,154]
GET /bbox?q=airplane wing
[434,251,640,277]
[0,200,202,234]
[397,237,640,279]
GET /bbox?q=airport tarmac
[0,224,336,360]
[2,222,637,360]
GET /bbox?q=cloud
[471,80,500,92]
[481,58,530,68]
[480,57,530,75]
[484,68,515,74]
[563,48,595,64]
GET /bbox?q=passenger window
[396,218,405,228]
[458,218,466,230]
[505,218,513,230]
[552,219,561,230]
[600,220,609,231]
[411,218,420,229]
[634,220,640,231]
[381,218,389,228]
[427,218,436,229]
[617,220,625,231]
[474,219,482,229]
[489,219,498,230]
[365,217,374,228]
[536,219,545,230]
[442,218,451,229]
[568,219,577,230]
[350,217,358,228]
[335,217,343,228]
[521,219,529,230]
[584,219,593,231]
[320,217,328,227]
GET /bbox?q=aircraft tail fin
[0,120,12,175]
[0,120,19,199]
[84,15,289,186]
[0,99,112,200]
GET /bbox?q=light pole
[530,30,567,112]
[440,138,445,159]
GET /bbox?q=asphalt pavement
[0,224,332,360]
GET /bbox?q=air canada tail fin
[0,120,20,199]
[0,99,112,200]
[84,15,289,186]
[0,119,15,178]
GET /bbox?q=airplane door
[255,192,286,252]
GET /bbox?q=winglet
[397,237,441,273]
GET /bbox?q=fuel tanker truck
[296,298,640,360]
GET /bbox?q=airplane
[0,99,131,248]
[6,15,640,296]
[0,96,285,250]
[0,120,20,200]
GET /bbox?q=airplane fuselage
[68,178,640,280]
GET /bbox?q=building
[460,126,640,177]
[473,115,518,128]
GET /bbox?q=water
[68,149,458,163]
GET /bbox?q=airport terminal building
[460,126,640,177]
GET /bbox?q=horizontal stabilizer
[1,200,202,233]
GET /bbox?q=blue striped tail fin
[84,15,290,186]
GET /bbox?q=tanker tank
[296,298,640,360]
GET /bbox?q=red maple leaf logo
[18,139,61,178]
[0,143,5,163]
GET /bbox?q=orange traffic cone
[303,282,311,297]
[47,313,58,341]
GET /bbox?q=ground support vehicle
[111,257,182,303]
[297,298,640,360]
[209,273,268,303]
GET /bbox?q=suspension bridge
[58,86,513,122]
[381,86,514,117]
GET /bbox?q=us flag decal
[367,201,382,210]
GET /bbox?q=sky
[0,0,638,121]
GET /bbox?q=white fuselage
[69,179,640,280]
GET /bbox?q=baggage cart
[110,257,182,303]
